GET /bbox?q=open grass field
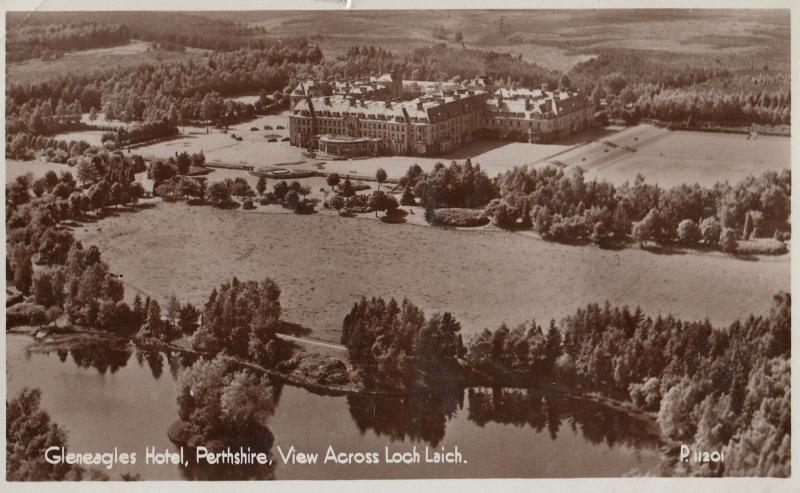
[6,41,203,86]
[557,124,790,187]
[207,10,789,71]
[71,202,789,343]
[53,129,107,146]
[6,159,73,183]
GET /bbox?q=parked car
[268,138,278,142]
[281,136,290,142]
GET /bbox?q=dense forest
[6,12,273,60]
[340,292,790,477]
[572,54,790,126]
[6,22,132,62]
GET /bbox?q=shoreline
[7,326,662,437]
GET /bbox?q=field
[557,124,791,187]
[53,129,107,146]
[71,202,789,343]
[6,159,73,183]
[6,41,203,86]
[207,10,790,71]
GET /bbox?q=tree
[375,168,388,191]
[369,190,388,217]
[326,173,340,190]
[150,160,176,193]
[178,303,200,334]
[167,294,181,325]
[658,378,701,440]
[743,212,754,240]
[720,227,738,254]
[339,177,355,197]
[206,181,231,208]
[13,253,33,295]
[32,272,57,308]
[176,152,191,175]
[129,182,145,205]
[89,181,110,212]
[77,158,99,187]
[138,299,164,341]
[44,171,60,191]
[231,179,252,199]
[284,190,300,210]
[31,177,47,197]
[272,181,288,200]
[110,182,124,208]
[632,208,657,247]
[328,195,345,212]
[7,388,83,480]
[400,185,416,206]
[700,216,722,245]
[676,219,701,247]
[256,175,267,197]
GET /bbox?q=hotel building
[289,76,594,157]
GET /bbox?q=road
[276,333,347,352]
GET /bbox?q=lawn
[71,202,789,343]
[558,124,790,187]
[6,159,74,184]
[134,114,295,166]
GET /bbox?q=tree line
[6,11,277,56]
[339,291,789,477]
[7,40,322,137]
[485,165,790,251]
[6,22,132,62]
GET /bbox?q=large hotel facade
[288,75,595,158]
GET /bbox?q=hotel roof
[291,90,488,124]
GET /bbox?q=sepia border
[0,1,797,492]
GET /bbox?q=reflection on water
[6,335,664,479]
[347,391,464,447]
[466,388,661,450]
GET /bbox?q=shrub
[735,239,788,256]
[490,202,519,228]
[432,208,489,227]
[284,190,300,210]
[700,216,722,246]
[328,195,345,211]
[676,219,701,247]
[7,302,48,328]
[400,186,416,206]
[294,199,316,214]
[242,200,255,210]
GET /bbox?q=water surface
[6,334,663,479]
